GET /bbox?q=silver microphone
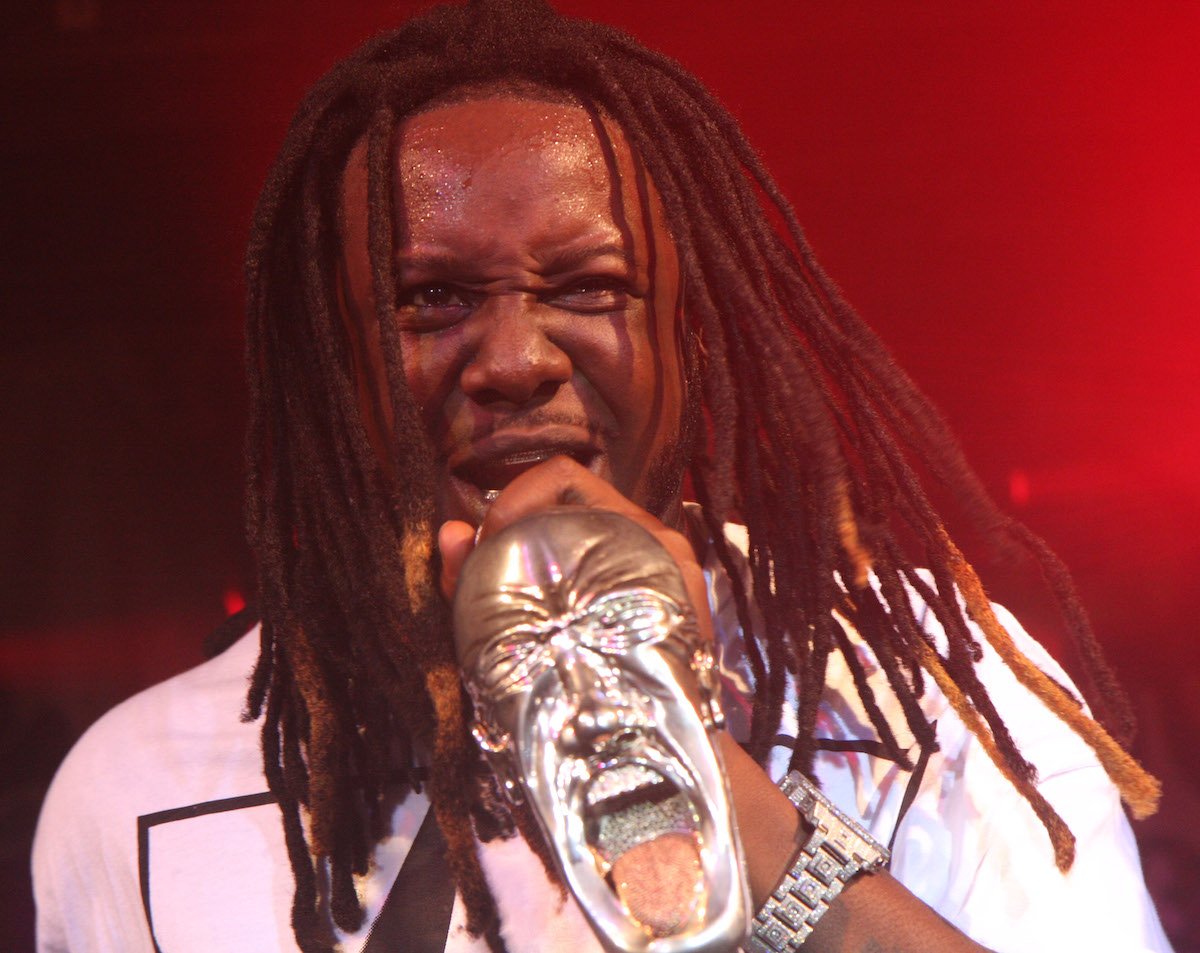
[453,507,749,953]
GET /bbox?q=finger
[437,519,476,602]
[478,455,650,540]
[438,458,615,604]
[481,456,695,574]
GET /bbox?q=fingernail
[475,489,501,545]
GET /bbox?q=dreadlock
[241,1,1160,949]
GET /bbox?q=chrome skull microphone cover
[452,507,749,953]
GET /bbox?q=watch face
[783,771,890,870]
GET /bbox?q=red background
[2,1,1197,948]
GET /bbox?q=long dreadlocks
[241,1,1160,949]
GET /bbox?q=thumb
[437,520,476,602]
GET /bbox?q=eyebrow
[397,242,632,276]
[538,242,632,271]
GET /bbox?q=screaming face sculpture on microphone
[453,508,747,953]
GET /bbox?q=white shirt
[33,528,1172,952]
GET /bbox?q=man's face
[339,94,687,526]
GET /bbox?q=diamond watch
[746,770,890,951]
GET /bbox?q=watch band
[746,770,890,952]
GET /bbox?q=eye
[478,628,556,696]
[405,284,468,308]
[546,276,632,314]
[395,283,475,330]
[579,589,681,653]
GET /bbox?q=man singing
[34,1,1170,951]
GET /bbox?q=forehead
[337,90,679,272]
[401,91,602,155]
[394,94,636,239]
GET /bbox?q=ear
[691,645,726,732]
[471,720,526,805]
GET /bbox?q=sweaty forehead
[402,92,601,151]
[395,96,623,225]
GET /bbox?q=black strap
[887,721,935,859]
[814,736,899,762]
[770,730,935,864]
[202,604,260,658]
[362,807,456,953]
[768,732,907,766]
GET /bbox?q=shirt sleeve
[952,759,1172,951]
[32,709,159,953]
[889,601,1173,953]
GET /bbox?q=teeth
[586,764,662,805]
[494,448,560,467]
[460,446,594,493]
[594,792,695,863]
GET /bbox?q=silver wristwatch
[746,770,891,952]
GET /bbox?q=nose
[460,294,572,407]
[569,696,625,753]
[555,645,625,754]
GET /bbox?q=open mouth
[456,444,598,493]
[584,762,705,937]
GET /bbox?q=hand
[435,455,802,901]
[436,454,709,648]
[436,457,993,952]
